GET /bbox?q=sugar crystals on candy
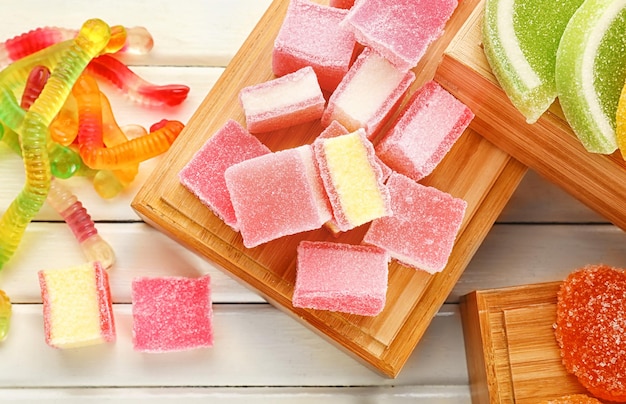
[363,172,467,273]
[273,0,356,92]
[38,261,116,349]
[293,240,389,316]
[225,146,332,248]
[321,47,415,138]
[239,66,325,133]
[342,0,458,71]
[178,119,271,231]
[555,264,626,403]
[376,80,474,181]
[313,129,391,232]
[132,275,213,352]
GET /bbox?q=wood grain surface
[460,283,595,403]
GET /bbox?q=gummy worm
[0,290,11,342]
[17,64,115,267]
[0,25,153,68]
[46,179,115,268]
[87,54,190,107]
[74,73,184,170]
[0,19,112,270]
[1,66,83,179]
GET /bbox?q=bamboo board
[460,282,600,403]
[435,0,626,232]
[131,0,526,377]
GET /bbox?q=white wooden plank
[0,223,626,303]
[498,169,605,224]
[450,223,626,302]
[0,304,467,388]
[3,222,626,304]
[0,222,264,304]
[0,0,273,67]
[0,386,471,404]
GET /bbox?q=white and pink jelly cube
[322,47,415,138]
[293,241,389,316]
[376,80,474,181]
[239,66,325,133]
[132,275,213,352]
[273,0,357,92]
[363,172,467,274]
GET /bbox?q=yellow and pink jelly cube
[225,145,332,248]
[342,0,458,71]
[322,47,415,138]
[38,261,115,349]
[273,0,357,92]
[376,80,474,181]
[363,172,467,274]
[178,119,271,231]
[293,241,389,316]
[313,129,390,232]
[239,66,325,133]
[132,275,213,352]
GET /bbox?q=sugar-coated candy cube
[273,0,356,92]
[225,146,332,248]
[314,129,391,232]
[293,241,389,316]
[239,66,325,133]
[376,80,474,181]
[363,173,467,274]
[178,119,271,231]
[132,275,213,352]
[38,261,115,349]
[342,0,458,71]
[321,47,415,138]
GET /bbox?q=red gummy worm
[20,65,51,109]
[87,54,190,107]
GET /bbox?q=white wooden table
[1,1,625,402]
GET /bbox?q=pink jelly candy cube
[239,66,325,133]
[225,145,332,248]
[363,172,467,274]
[132,275,213,352]
[321,47,415,138]
[273,0,357,92]
[342,0,458,71]
[38,261,115,349]
[293,240,389,316]
[178,119,271,231]
[376,80,474,181]
[313,129,391,232]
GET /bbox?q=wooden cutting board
[131,0,526,377]
[435,0,626,231]
[460,282,599,403]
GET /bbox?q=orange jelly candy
[555,264,626,402]
[540,394,603,404]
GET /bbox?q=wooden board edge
[384,153,527,377]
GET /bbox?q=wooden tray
[435,0,626,231]
[131,0,526,377]
[460,282,599,403]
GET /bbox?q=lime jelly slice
[483,0,584,123]
[556,0,626,154]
